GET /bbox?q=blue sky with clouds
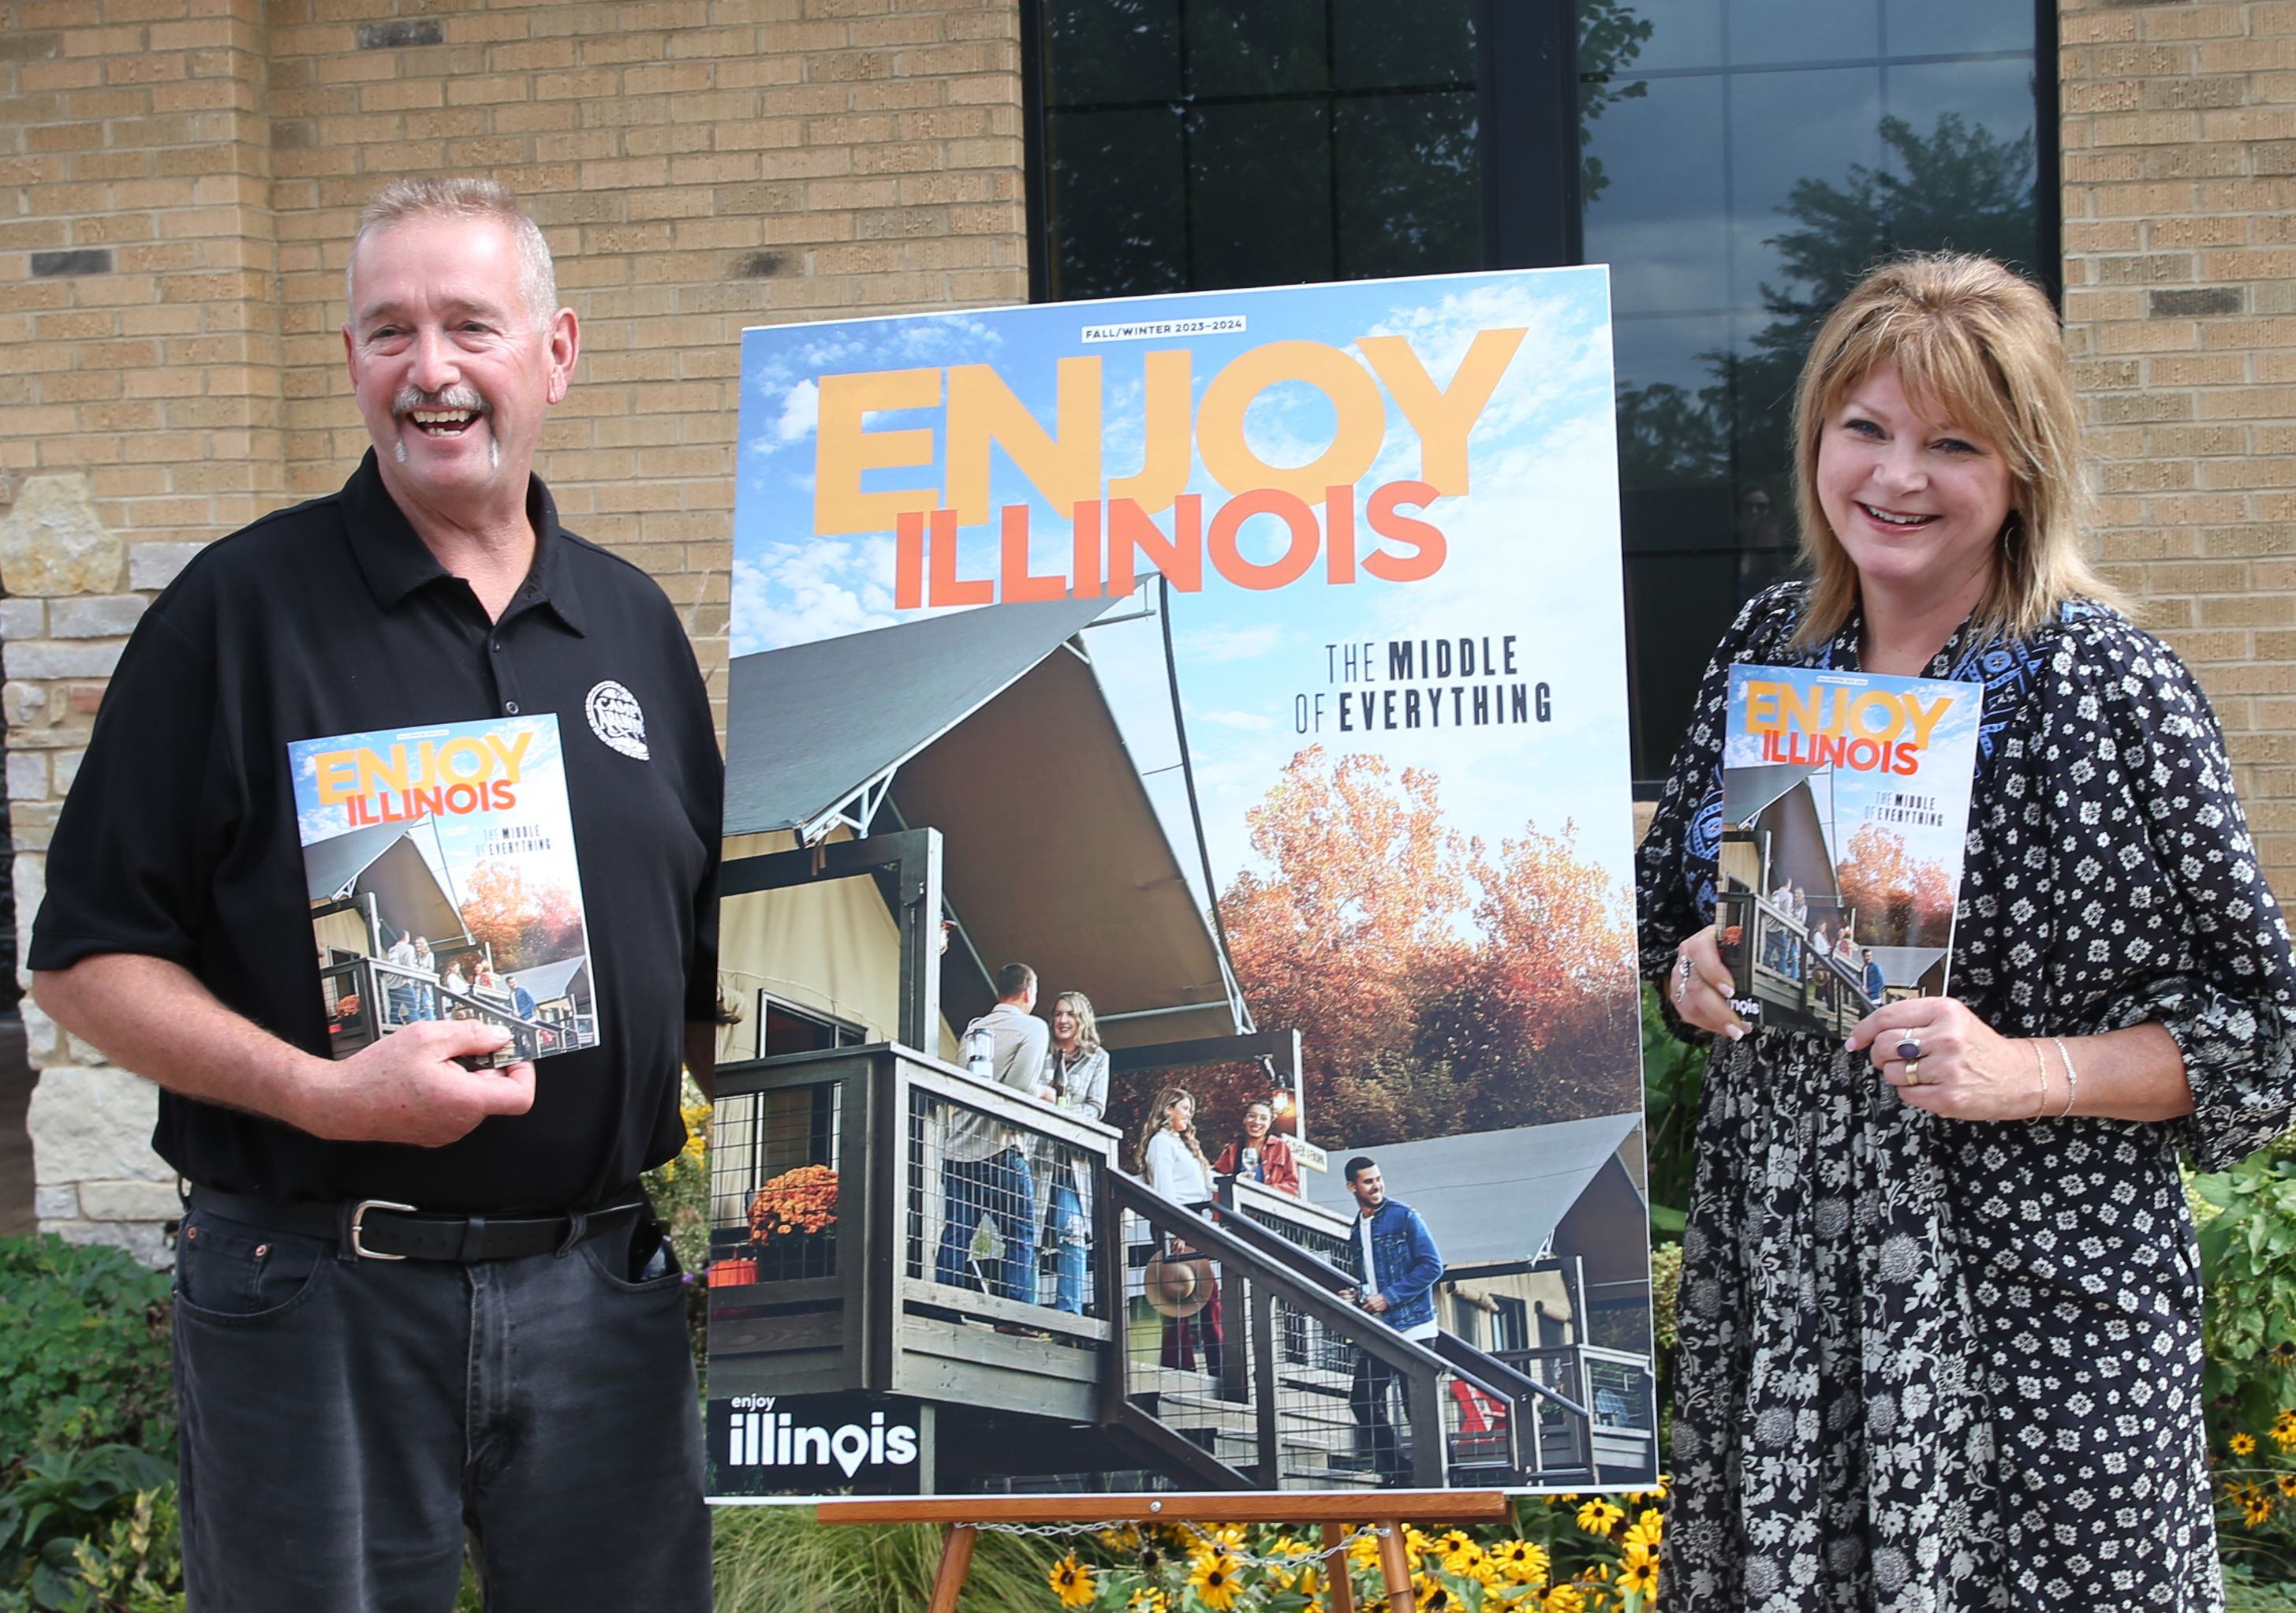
[732,269,1636,910]
[289,715,577,910]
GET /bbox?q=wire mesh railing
[904,1083,1109,1324]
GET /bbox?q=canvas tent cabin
[1301,1110,1657,1484]
[1717,763,1869,1032]
[304,820,467,962]
[707,596,1271,1478]
[713,593,1247,1069]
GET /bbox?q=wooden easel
[821,1492,1513,1613]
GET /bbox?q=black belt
[186,1185,649,1263]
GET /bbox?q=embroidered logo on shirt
[584,680,649,760]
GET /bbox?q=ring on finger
[1895,1030,1923,1062]
[1904,1057,1923,1085]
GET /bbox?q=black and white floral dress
[1636,583,2296,1611]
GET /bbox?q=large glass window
[1033,0,1483,298]
[1027,1,2051,780]
[1583,1,2050,780]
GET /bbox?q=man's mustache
[391,385,489,416]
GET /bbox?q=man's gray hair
[346,177,558,331]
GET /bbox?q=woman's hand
[1846,997,2049,1121]
[1668,925,1749,1040]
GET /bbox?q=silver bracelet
[2029,1039,2050,1118]
[2051,1035,2079,1119]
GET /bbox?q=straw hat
[1141,1251,1213,1320]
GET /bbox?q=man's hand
[33,953,535,1149]
[295,1020,536,1146]
[1363,1291,1389,1314]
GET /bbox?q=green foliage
[0,1445,178,1612]
[2193,1145,2296,1417]
[0,1238,174,1466]
[712,1507,1065,1613]
[1639,984,1704,1241]
[2226,1559,2296,1612]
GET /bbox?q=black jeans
[172,1204,708,1612]
[1350,1349,1408,1485]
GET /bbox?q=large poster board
[707,269,1653,1500]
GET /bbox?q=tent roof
[726,596,1114,836]
[1301,1111,1645,1269]
[1723,763,1815,827]
[303,825,465,950]
[303,820,412,903]
[508,955,589,1002]
[723,599,1243,1050]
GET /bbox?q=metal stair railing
[1208,1188,1595,1484]
[1106,1172,1593,1490]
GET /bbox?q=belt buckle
[349,1198,416,1260]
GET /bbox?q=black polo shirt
[29,452,722,1211]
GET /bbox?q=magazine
[708,269,1653,1500]
[288,715,599,1067]
[1716,663,1984,1035]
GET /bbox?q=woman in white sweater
[1136,1085,1221,1374]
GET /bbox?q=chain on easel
[961,1517,1391,1569]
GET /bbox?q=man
[1336,1155,1446,1486]
[385,928,420,1026]
[1861,946,1887,1009]
[934,961,1048,1305]
[30,178,719,1611]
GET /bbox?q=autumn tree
[1211,747,1469,1148]
[457,861,586,974]
[1417,826,1642,1131]
[1833,822,1956,948]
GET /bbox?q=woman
[1638,253,2296,1610]
[1211,1099,1301,1197]
[1040,991,1110,1315]
[1136,1085,1222,1375]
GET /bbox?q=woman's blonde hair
[1134,1084,1211,1179]
[1789,252,2122,651]
[1051,991,1101,1057]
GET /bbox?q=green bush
[0,1237,174,1466]
[0,1238,181,1613]
[0,1445,179,1613]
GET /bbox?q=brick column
[2060,0,2296,900]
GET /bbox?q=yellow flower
[1442,1537,1488,1578]
[1491,1538,1551,1585]
[2274,1409,2296,1451]
[1543,1586,1587,1613]
[2278,1473,2296,1498]
[1097,1524,1141,1553]
[2232,1432,2259,1456]
[1203,1522,1249,1550]
[1047,1554,1095,1609]
[1124,1589,1169,1613]
[1350,1528,1387,1568]
[1575,1499,1625,1535]
[1619,1555,1659,1598]
[1190,1549,1245,1611]
[1622,1507,1663,1552]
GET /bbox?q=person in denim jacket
[1337,1156,1446,1484]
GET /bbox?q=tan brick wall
[2061,0,2296,898]
[0,0,1027,1247]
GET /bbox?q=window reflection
[1582,0,2043,781]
